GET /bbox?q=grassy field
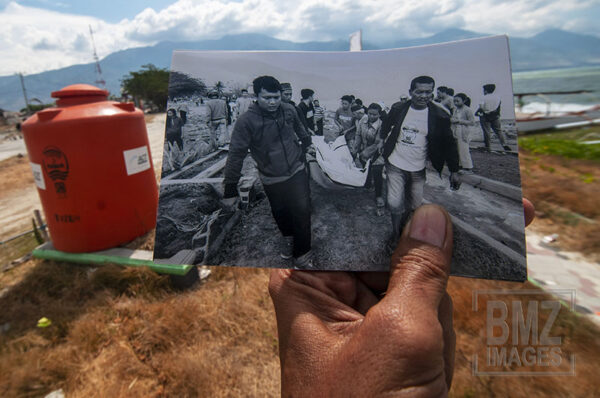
[0,125,599,396]
[518,126,600,161]
[519,126,600,258]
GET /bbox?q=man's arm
[296,103,314,135]
[223,116,252,198]
[362,125,384,158]
[380,104,398,139]
[292,105,312,150]
[352,123,363,157]
[441,117,460,173]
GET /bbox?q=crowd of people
[165,88,257,154]
[165,73,512,268]
[218,73,513,268]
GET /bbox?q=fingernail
[409,206,447,248]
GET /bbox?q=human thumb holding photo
[269,204,455,396]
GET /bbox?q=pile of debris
[154,183,223,261]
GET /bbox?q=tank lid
[51,84,108,99]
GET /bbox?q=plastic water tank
[22,84,158,252]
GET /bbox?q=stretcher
[308,135,370,189]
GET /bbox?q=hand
[220,196,238,212]
[269,205,455,396]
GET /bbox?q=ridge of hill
[1,29,599,111]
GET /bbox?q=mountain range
[1,28,599,111]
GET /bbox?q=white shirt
[236,96,253,116]
[388,106,429,171]
[480,93,501,113]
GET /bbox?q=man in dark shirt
[280,82,295,106]
[222,76,314,267]
[297,88,316,135]
[380,75,460,246]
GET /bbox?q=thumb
[381,204,453,315]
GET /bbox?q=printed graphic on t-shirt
[400,123,419,144]
[306,110,314,119]
[388,107,429,171]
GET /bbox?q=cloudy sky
[1,0,599,76]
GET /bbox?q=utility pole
[89,25,106,89]
[18,72,30,113]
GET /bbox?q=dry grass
[520,150,600,258]
[448,277,600,397]
[1,258,599,397]
[0,261,279,397]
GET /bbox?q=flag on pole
[349,30,362,52]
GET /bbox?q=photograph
[153,35,527,281]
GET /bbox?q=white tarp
[311,135,369,188]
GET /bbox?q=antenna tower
[89,25,106,88]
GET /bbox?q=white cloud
[0,2,145,75]
[0,0,598,76]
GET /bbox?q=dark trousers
[263,169,312,257]
[365,164,384,198]
[480,116,507,149]
[166,132,183,149]
[316,120,324,136]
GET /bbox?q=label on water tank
[123,146,151,176]
[30,162,46,190]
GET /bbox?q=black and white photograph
[153,35,527,281]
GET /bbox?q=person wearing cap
[222,75,315,268]
[207,90,229,147]
[280,83,295,106]
[297,88,316,135]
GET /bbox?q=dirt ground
[471,149,522,186]
[0,155,42,240]
[213,181,392,271]
[519,149,600,259]
[212,175,527,281]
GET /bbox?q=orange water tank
[22,84,158,252]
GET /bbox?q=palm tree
[214,81,225,97]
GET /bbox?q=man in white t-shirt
[475,83,510,152]
[381,75,460,246]
[235,89,253,118]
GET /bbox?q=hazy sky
[172,36,516,118]
[1,0,599,76]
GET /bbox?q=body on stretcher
[308,135,370,189]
